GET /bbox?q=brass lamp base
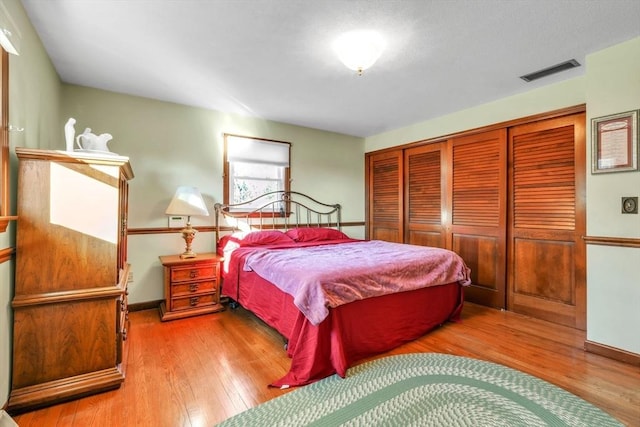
[179,220,198,259]
[179,250,197,259]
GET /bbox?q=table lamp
[165,186,209,258]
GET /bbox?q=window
[0,47,12,232]
[223,134,291,210]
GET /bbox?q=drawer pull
[189,283,199,292]
[189,270,199,279]
[190,297,199,306]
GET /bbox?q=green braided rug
[217,353,622,427]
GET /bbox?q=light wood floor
[11,303,640,426]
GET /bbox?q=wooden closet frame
[365,104,586,329]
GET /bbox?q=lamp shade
[165,186,209,217]
[333,30,385,75]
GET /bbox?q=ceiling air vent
[520,59,581,82]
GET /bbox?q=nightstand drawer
[172,293,217,311]
[171,264,216,282]
[171,280,216,297]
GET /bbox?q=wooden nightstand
[159,253,224,321]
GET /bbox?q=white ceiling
[20,0,640,138]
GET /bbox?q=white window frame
[223,134,291,211]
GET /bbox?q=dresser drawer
[171,280,216,297]
[171,293,217,311]
[170,264,216,282]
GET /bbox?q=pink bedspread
[243,240,471,325]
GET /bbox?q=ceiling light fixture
[333,30,385,76]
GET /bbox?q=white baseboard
[0,410,18,427]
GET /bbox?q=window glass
[230,161,285,208]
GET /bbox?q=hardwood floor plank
[10,303,640,426]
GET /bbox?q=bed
[214,191,471,388]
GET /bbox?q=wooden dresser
[159,253,224,321]
[8,148,134,413]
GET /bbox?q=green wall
[365,78,585,152]
[61,85,364,228]
[585,37,640,354]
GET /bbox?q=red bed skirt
[224,271,463,388]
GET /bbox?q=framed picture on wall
[591,110,638,174]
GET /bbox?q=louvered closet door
[508,114,586,329]
[405,143,447,248]
[367,150,403,242]
[449,129,507,308]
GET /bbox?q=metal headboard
[214,191,342,242]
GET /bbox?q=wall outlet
[127,271,134,283]
[621,196,638,214]
[168,215,185,228]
